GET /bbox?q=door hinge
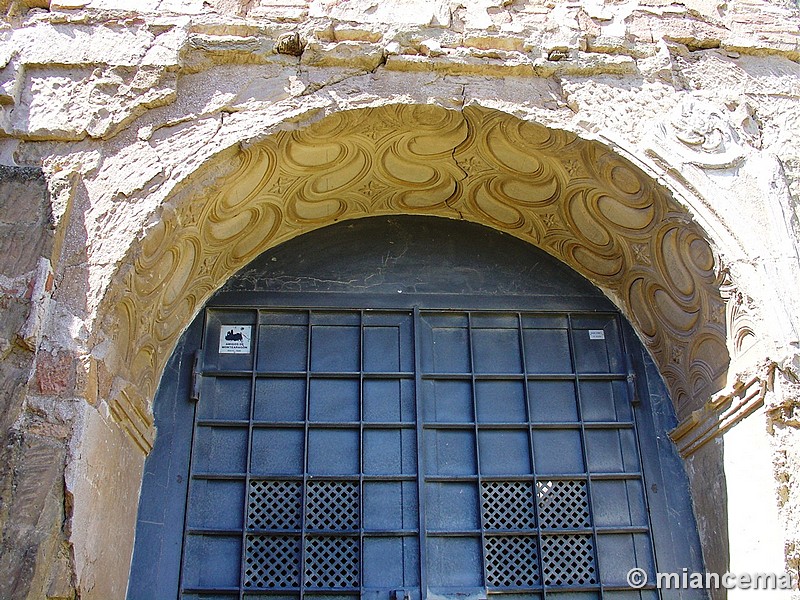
[627,372,640,406]
[190,350,203,402]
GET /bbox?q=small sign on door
[219,325,252,354]
[588,329,606,340]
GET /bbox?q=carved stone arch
[100,104,729,451]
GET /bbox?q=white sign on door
[219,325,252,354]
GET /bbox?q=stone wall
[0,0,798,598]
[0,166,75,599]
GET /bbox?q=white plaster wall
[726,407,794,599]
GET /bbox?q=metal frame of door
[176,303,660,599]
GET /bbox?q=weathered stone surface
[0,1,798,599]
[309,0,451,27]
[65,404,145,599]
[2,65,178,141]
[0,432,73,600]
[0,166,50,270]
[0,166,74,600]
[0,166,50,438]
[182,33,278,72]
[250,0,309,21]
[766,368,800,582]
[301,40,385,70]
[4,22,160,67]
[684,440,729,600]
[34,350,75,397]
[726,403,795,597]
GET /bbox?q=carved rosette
[105,104,729,450]
[650,97,748,170]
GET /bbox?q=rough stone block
[6,65,177,140]
[309,0,451,26]
[0,432,71,600]
[300,40,386,71]
[0,166,49,277]
[34,350,75,397]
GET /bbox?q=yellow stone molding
[670,362,777,458]
[102,104,730,451]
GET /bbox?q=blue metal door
[128,217,705,600]
[178,307,655,600]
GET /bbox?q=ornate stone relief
[651,97,748,169]
[102,104,729,450]
[720,271,760,360]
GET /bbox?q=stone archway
[100,103,728,452]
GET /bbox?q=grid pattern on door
[417,311,654,598]
[182,309,418,600]
[179,308,658,600]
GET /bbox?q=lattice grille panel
[248,480,303,530]
[304,536,360,588]
[536,480,590,529]
[481,481,537,530]
[244,535,301,588]
[541,535,597,586]
[306,481,360,531]
[485,536,541,588]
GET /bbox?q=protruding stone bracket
[671,361,777,458]
[275,32,305,57]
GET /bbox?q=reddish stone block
[34,351,75,396]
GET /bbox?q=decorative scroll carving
[102,104,730,449]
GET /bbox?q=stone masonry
[0,0,799,598]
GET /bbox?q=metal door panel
[130,218,706,600]
[176,308,662,598]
